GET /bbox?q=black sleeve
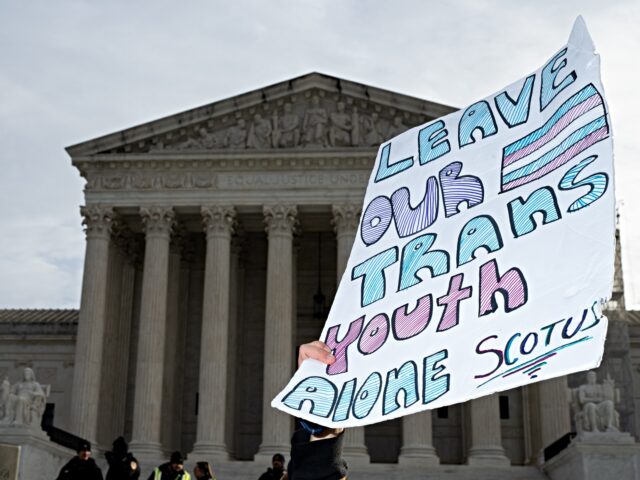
[56,461,72,480]
[287,429,347,480]
[88,459,104,480]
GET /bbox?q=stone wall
[0,320,75,431]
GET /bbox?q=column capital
[263,205,298,238]
[332,204,361,236]
[81,205,116,239]
[140,206,175,238]
[201,205,236,239]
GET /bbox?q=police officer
[56,441,104,480]
[148,451,191,480]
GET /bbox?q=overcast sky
[1,0,638,309]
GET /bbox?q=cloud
[0,218,84,307]
[0,0,638,307]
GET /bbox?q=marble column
[192,206,236,460]
[161,228,185,453]
[69,205,115,445]
[111,237,136,440]
[97,239,125,446]
[332,204,370,464]
[537,376,572,450]
[225,237,244,457]
[467,394,510,466]
[399,411,440,466]
[130,206,175,458]
[173,237,192,447]
[255,205,298,462]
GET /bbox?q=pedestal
[543,432,640,480]
[0,443,19,480]
[0,426,75,480]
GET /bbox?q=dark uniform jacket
[287,428,347,480]
[56,456,104,480]
[106,450,141,480]
[257,467,285,480]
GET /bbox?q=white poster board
[274,17,615,428]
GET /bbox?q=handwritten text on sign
[273,18,614,427]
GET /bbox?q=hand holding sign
[298,341,336,369]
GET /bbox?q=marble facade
[1,73,639,478]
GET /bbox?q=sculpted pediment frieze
[67,73,456,157]
[113,91,430,154]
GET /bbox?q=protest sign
[273,17,615,428]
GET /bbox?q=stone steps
[191,461,549,480]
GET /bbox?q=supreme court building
[2,73,640,477]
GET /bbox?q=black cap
[170,451,184,464]
[272,453,285,462]
[77,441,91,453]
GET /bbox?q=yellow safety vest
[153,467,191,480]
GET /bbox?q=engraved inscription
[221,172,369,189]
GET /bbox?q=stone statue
[570,370,620,434]
[272,103,300,148]
[0,368,48,426]
[329,102,355,147]
[225,118,248,148]
[247,113,272,149]
[189,127,224,149]
[361,112,385,146]
[302,95,329,147]
[387,115,408,138]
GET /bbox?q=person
[287,341,347,480]
[247,113,272,149]
[386,115,408,138]
[302,96,328,147]
[105,436,141,480]
[225,118,248,148]
[329,102,353,147]
[257,453,286,480]
[56,441,104,480]
[148,451,191,480]
[193,461,216,480]
[273,103,300,147]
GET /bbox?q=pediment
[66,73,456,156]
